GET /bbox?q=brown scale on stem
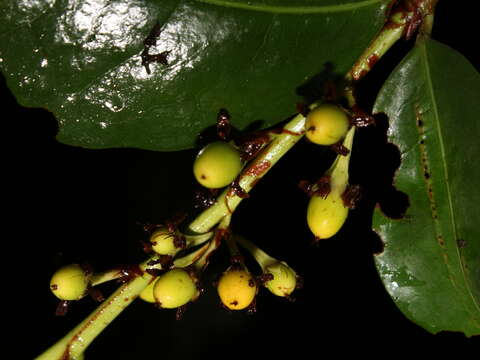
[342,184,363,209]
[298,176,331,198]
[55,300,70,316]
[147,255,174,270]
[235,130,271,162]
[404,2,424,40]
[117,264,144,284]
[87,286,105,303]
[216,108,232,141]
[145,268,163,277]
[257,273,274,285]
[244,159,271,177]
[175,305,188,320]
[193,188,218,210]
[350,105,376,128]
[225,179,249,214]
[141,213,188,251]
[331,140,350,156]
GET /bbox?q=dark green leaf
[372,37,480,336]
[0,0,389,150]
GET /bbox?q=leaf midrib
[195,0,385,14]
[420,38,480,317]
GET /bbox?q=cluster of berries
[49,102,369,316]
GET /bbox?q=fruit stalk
[37,266,154,360]
[188,112,307,234]
[348,0,438,81]
[38,1,432,355]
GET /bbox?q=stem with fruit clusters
[36,1,437,358]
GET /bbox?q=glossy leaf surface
[0,0,389,150]
[373,37,480,336]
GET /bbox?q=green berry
[50,264,89,301]
[150,227,176,256]
[139,279,157,303]
[193,141,242,189]
[306,190,348,239]
[305,104,349,145]
[264,262,296,297]
[217,267,257,310]
[153,268,197,309]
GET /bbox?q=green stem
[36,259,154,360]
[188,113,307,234]
[193,215,231,271]
[349,0,439,81]
[234,234,277,270]
[328,126,356,193]
[90,269,123,286]
[38,1,440,356]
[419,0,438,37]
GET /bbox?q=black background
[3,1,479,359]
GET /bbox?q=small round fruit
[139,279,157,303]
[264,262,296,297]
[305,104,349,145]
[153,268,197,309]
[150,227,176,255]
[307,191,348,239]
[193,141,242,189]
[50,264,89,301]
[217,268,257,310]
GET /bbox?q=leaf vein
[194,0,386,14]
[420,39,480,317]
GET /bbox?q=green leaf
[372,37,480,336]
[0,0,389,151]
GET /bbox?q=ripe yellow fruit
[217,268,257,310]
[139,279,157,303]
[50,264,89,301]
[153,268,197,309]
[264,262,296,297]
[193,141,242,189]
[305,104,349,145]
[306,190,348,239]
[150,227,176,255]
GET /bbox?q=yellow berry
[306,190,348,239]
[217,268,257,310]
[50,264,89,301]
[193,141,242,189]
[305,104,349,145]
[139,279,157,303]
[264,262,296,297]
[153,268,197,309]
[150,227,176,255]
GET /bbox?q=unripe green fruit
[153,268,197,309]
[264,262,296,297]
[139,279,157,303]
[193,141,242,189]
[305,104,349,145]
[150,227,176,255]
[307,190,348,239]
[217,268,257,310]
[50,264,89,301]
